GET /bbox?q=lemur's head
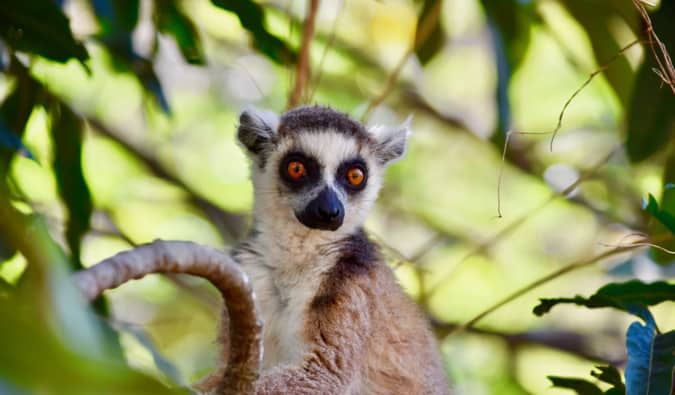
[238,106,410,236]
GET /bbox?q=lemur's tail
[73,240,262,395]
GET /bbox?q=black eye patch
[336,158,368,193]
[279,151,321,190]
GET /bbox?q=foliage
[0,0,674,394]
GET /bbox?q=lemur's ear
[368,116,411,164]
[237,107,280,157]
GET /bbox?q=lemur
[75,105,450,394]
[228,105,450,394]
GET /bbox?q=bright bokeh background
[1,0,674,394]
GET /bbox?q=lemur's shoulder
[299,230,449,395]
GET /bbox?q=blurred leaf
[0,231,15,264]
[210,0,296,65]
[625,311,675,395]
[91,0,171,113]
[0,59,43,168]
[533,280,675,316]
[48,102,92,270]
[115,322,186,386]
[625,1,675,163]
[155,0,204,65]
[0,296,189,394]
[481,0,533,136]
[131,57,171,113]
[548,376,603,395]
[625,65,675,162]
[591,366,625,390]
[644,193,675,235]
[651,152,675,263]
[0,0,88,65]
[0,121,35,161]
[415,0,444,65]
[92,0,139,40]
[562,0,637,107]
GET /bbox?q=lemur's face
[238,106,409,235]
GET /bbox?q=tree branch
[287,0,320,108]
[432,320,624,365]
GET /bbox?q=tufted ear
[237,107,280,158]
[368,116,411,164]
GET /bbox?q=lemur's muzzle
[296,187,344,231]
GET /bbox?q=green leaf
[0,0,88,65]
[592,366,625,390]
[0,59,43,168]
[210,0,296,65]
[650,151,675,264]
[0,231,16,264]
[48,102,92,270]
[548,376,603,395]
[625,0,675,163]
[533,280,675,316]
[91,0,171,113]
[155,0,204,65]
[0,121,35,161]
[91,0,139,40]
[561,0,637,107]
[114,322,185,386]
[480,0,533,136]
[415,0,445,65]
[625,317,675,395]
[645,193,675,235]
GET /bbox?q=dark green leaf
[561,0,637,107]
[155,0,204,65]
[480,0,533,136]
[650,151,675,263]
[210,0,295,65]
[0,121,35,161]
[0,59,43,168]
[91,0,140,39]
[533,280,675,316]
[625,0,675,162]
[645,193,675,235]
[548,376,603,395]
[48,102,92,270]
[625,63,675,162]
[625,316,675,395]
[592,366,625,389]
[415,0,444,65]
[0,0,88,65]
[91,0,170,113]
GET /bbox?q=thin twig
[548,39,641,151]
[632,0,675,94]
[288,0,321,108]
[446,245,640,337]
[428,145,621,296]
[432,320,624,364]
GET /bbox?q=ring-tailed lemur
[230,106,450,394]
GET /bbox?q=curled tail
[73,240,262,395]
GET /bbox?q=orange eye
[347,167,365,186]
[287,160,306,179]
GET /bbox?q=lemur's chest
[237,251,331,369]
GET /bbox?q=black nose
[317,199,341,221]
[296,187,345,231]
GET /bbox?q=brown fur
[252,231,449,394]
